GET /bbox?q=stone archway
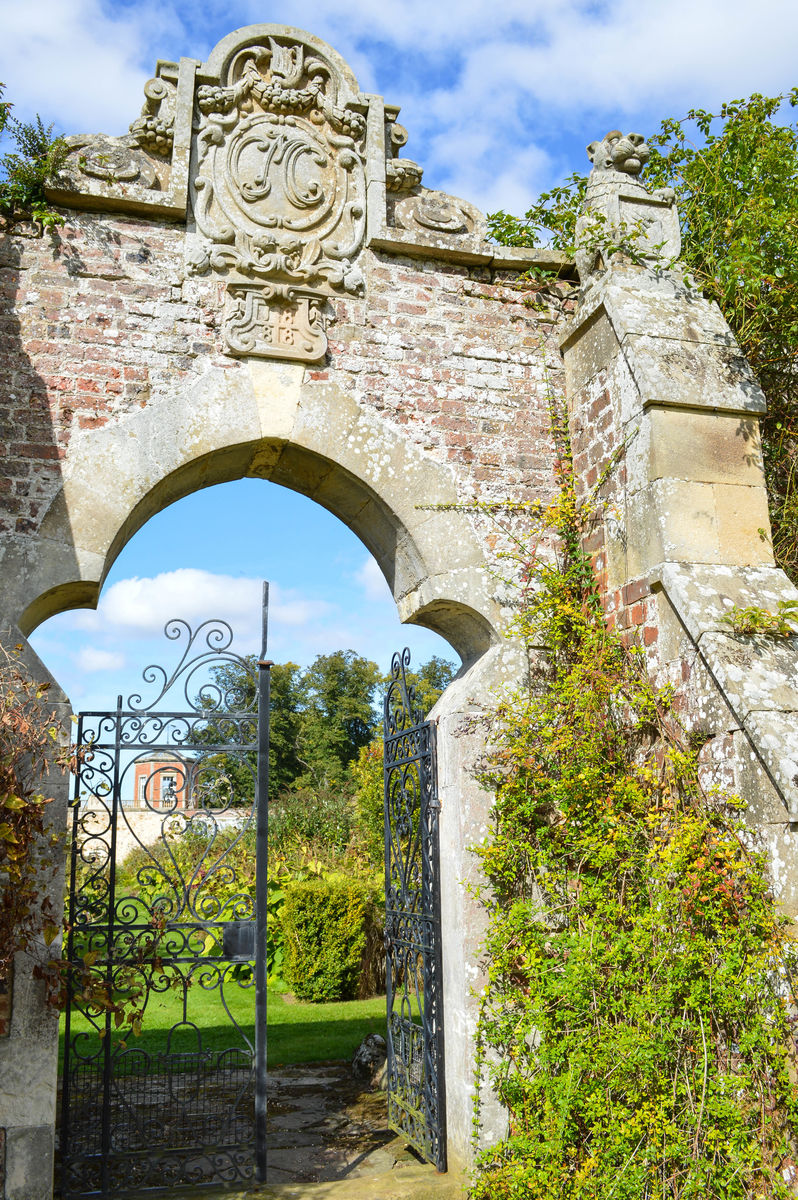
[0,24,571,1196]
[4,16,798,1200]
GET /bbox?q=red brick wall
[1,213,572,547]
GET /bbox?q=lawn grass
[60,980,387,1069]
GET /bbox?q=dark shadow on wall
[0,223,75,1200]
[0,228,65,539]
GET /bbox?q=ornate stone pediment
[187,34,367,299]
[43,22,523,364]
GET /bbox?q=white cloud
[0,0,175,135]
[75,645,125,672]
[3,0,797,212]
[82,569,260,634]
[355,557,390,602]
[67,569,335,655]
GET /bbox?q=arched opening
[2,353,517,1192]
[30,471,484,1191]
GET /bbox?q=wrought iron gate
[59,590,271,1197]
[383,649,446,1172]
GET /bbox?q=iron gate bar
[383,648,447,1173]
[254,583,271,1184]
[59,595,269,1198]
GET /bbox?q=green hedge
[282,876,381,1002]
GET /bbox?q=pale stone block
[654,478,720,563]
[699,632,798,716]
[647,407,765,487]
[712,481,774,566]
[650,563,796,639]
[5,1125,54,1200]
[604,283,735,346]
[248,358,304,441]
[561,307,620,396]
[0,536,105,637]
[622,333,765,413]
[627,479,773,569]
[742,711,798,817]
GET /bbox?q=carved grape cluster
[197,85,236,115]
[328,104,366,141]
[129,114,174,156]
[255,81,316,115]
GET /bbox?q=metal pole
[254,583,271,1183]
[60,712,85,1197]
[100,696,123,1197]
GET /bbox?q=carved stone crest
[222,284,327,363]
[393,190,486,239]
[188,35,367,299]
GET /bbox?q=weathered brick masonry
[1,218,565,548]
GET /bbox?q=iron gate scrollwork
[383,648,446,1172]
[59,588,271,1197]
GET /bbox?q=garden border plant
[468,409,798,1200]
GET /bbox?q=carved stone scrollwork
[222,284,327,363]
[61,134,159,190]
[393,189,487,241]
[129,70,178,157]
[189,35,367,299]
[385,119,423,194]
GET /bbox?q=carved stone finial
[575,130,680,283]
[586,130,650,176]
[384,115,423,194]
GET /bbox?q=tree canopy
[193,647,456,805]
[488,92,798,583]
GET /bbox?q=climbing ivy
[0,644,70,1031]
[469,422,798,1199]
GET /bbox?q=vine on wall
[470,423,798,1199]
[0,644,69,1033]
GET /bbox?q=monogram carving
[222,285,328,363]
[189,36,367,295]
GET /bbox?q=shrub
[469,415,798,1200]
[269,785,353,855]
[282,876,382,1002]
[351,740,384,864]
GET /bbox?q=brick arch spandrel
[14,359,501,665]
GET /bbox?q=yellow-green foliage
[470,451,798,1199]
[352,740,384,863]
[281,876,380,1002]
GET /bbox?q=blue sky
[2,0,797,712]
